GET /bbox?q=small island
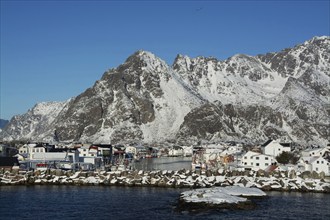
[176,186,267,212]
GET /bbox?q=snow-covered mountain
[0,101,71,142]
[1,36,329,146]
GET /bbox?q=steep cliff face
[1,37,329,146]
[49,51,203,143]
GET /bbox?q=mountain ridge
[1,36,329,146]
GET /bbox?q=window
[250,156,253,159]
[256,163,260,166]
[251,163,253,165]
[244,156,247,159]
[265,157,269,160]
[317,161,319,164]
[316,168,318,171]
[265,163,269,166]
[244,162,247,165]
[321,161,324,164]
[256,157,259,160]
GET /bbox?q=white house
[299,156,330,176]
[28,145,46,160]
[78,145,97,157]
[168,146,184,157]
[241,151,276,171]
[78,146,102,168]
[241,151,259,166]
[301,146,330,157]
[311,157,330,175]
[261,140,291,157]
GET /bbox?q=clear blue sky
[1,0,329,120]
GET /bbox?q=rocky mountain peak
[123,50,169,74]
[257,36,330,78]
[1,36,329,146]
[304,36,329,46]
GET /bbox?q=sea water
[1,185,329,220]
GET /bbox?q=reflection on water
[133,157,192,171]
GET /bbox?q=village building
[298,156,330,176]
[301,146,330,157]
[241,151,276,171]
[168,146,184,157]
[261,140,291,157]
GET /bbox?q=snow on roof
[302,156,321,164]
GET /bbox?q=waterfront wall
[0,168,329,193]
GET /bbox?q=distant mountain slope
[1,101,71,142]
[0,119,9,129]
[1,36,329,146]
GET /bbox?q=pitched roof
[261,140,273,147]
[265,165,278,172]
[280,143,291,147]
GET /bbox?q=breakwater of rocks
[1,168,329,193]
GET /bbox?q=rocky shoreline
[1,168,330,193]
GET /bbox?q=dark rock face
[52,51,168,142]
[177,103,287,143]
[257,37,330,78]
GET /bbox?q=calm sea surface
[0,186,330,220]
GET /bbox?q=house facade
[311,157,330,175]
[261,140,291,157]
[299,156,330,176]
[168,146,184,157]
[241,151,276,171]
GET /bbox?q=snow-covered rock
[177,186,266,212]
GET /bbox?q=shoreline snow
[1,168,330,193]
